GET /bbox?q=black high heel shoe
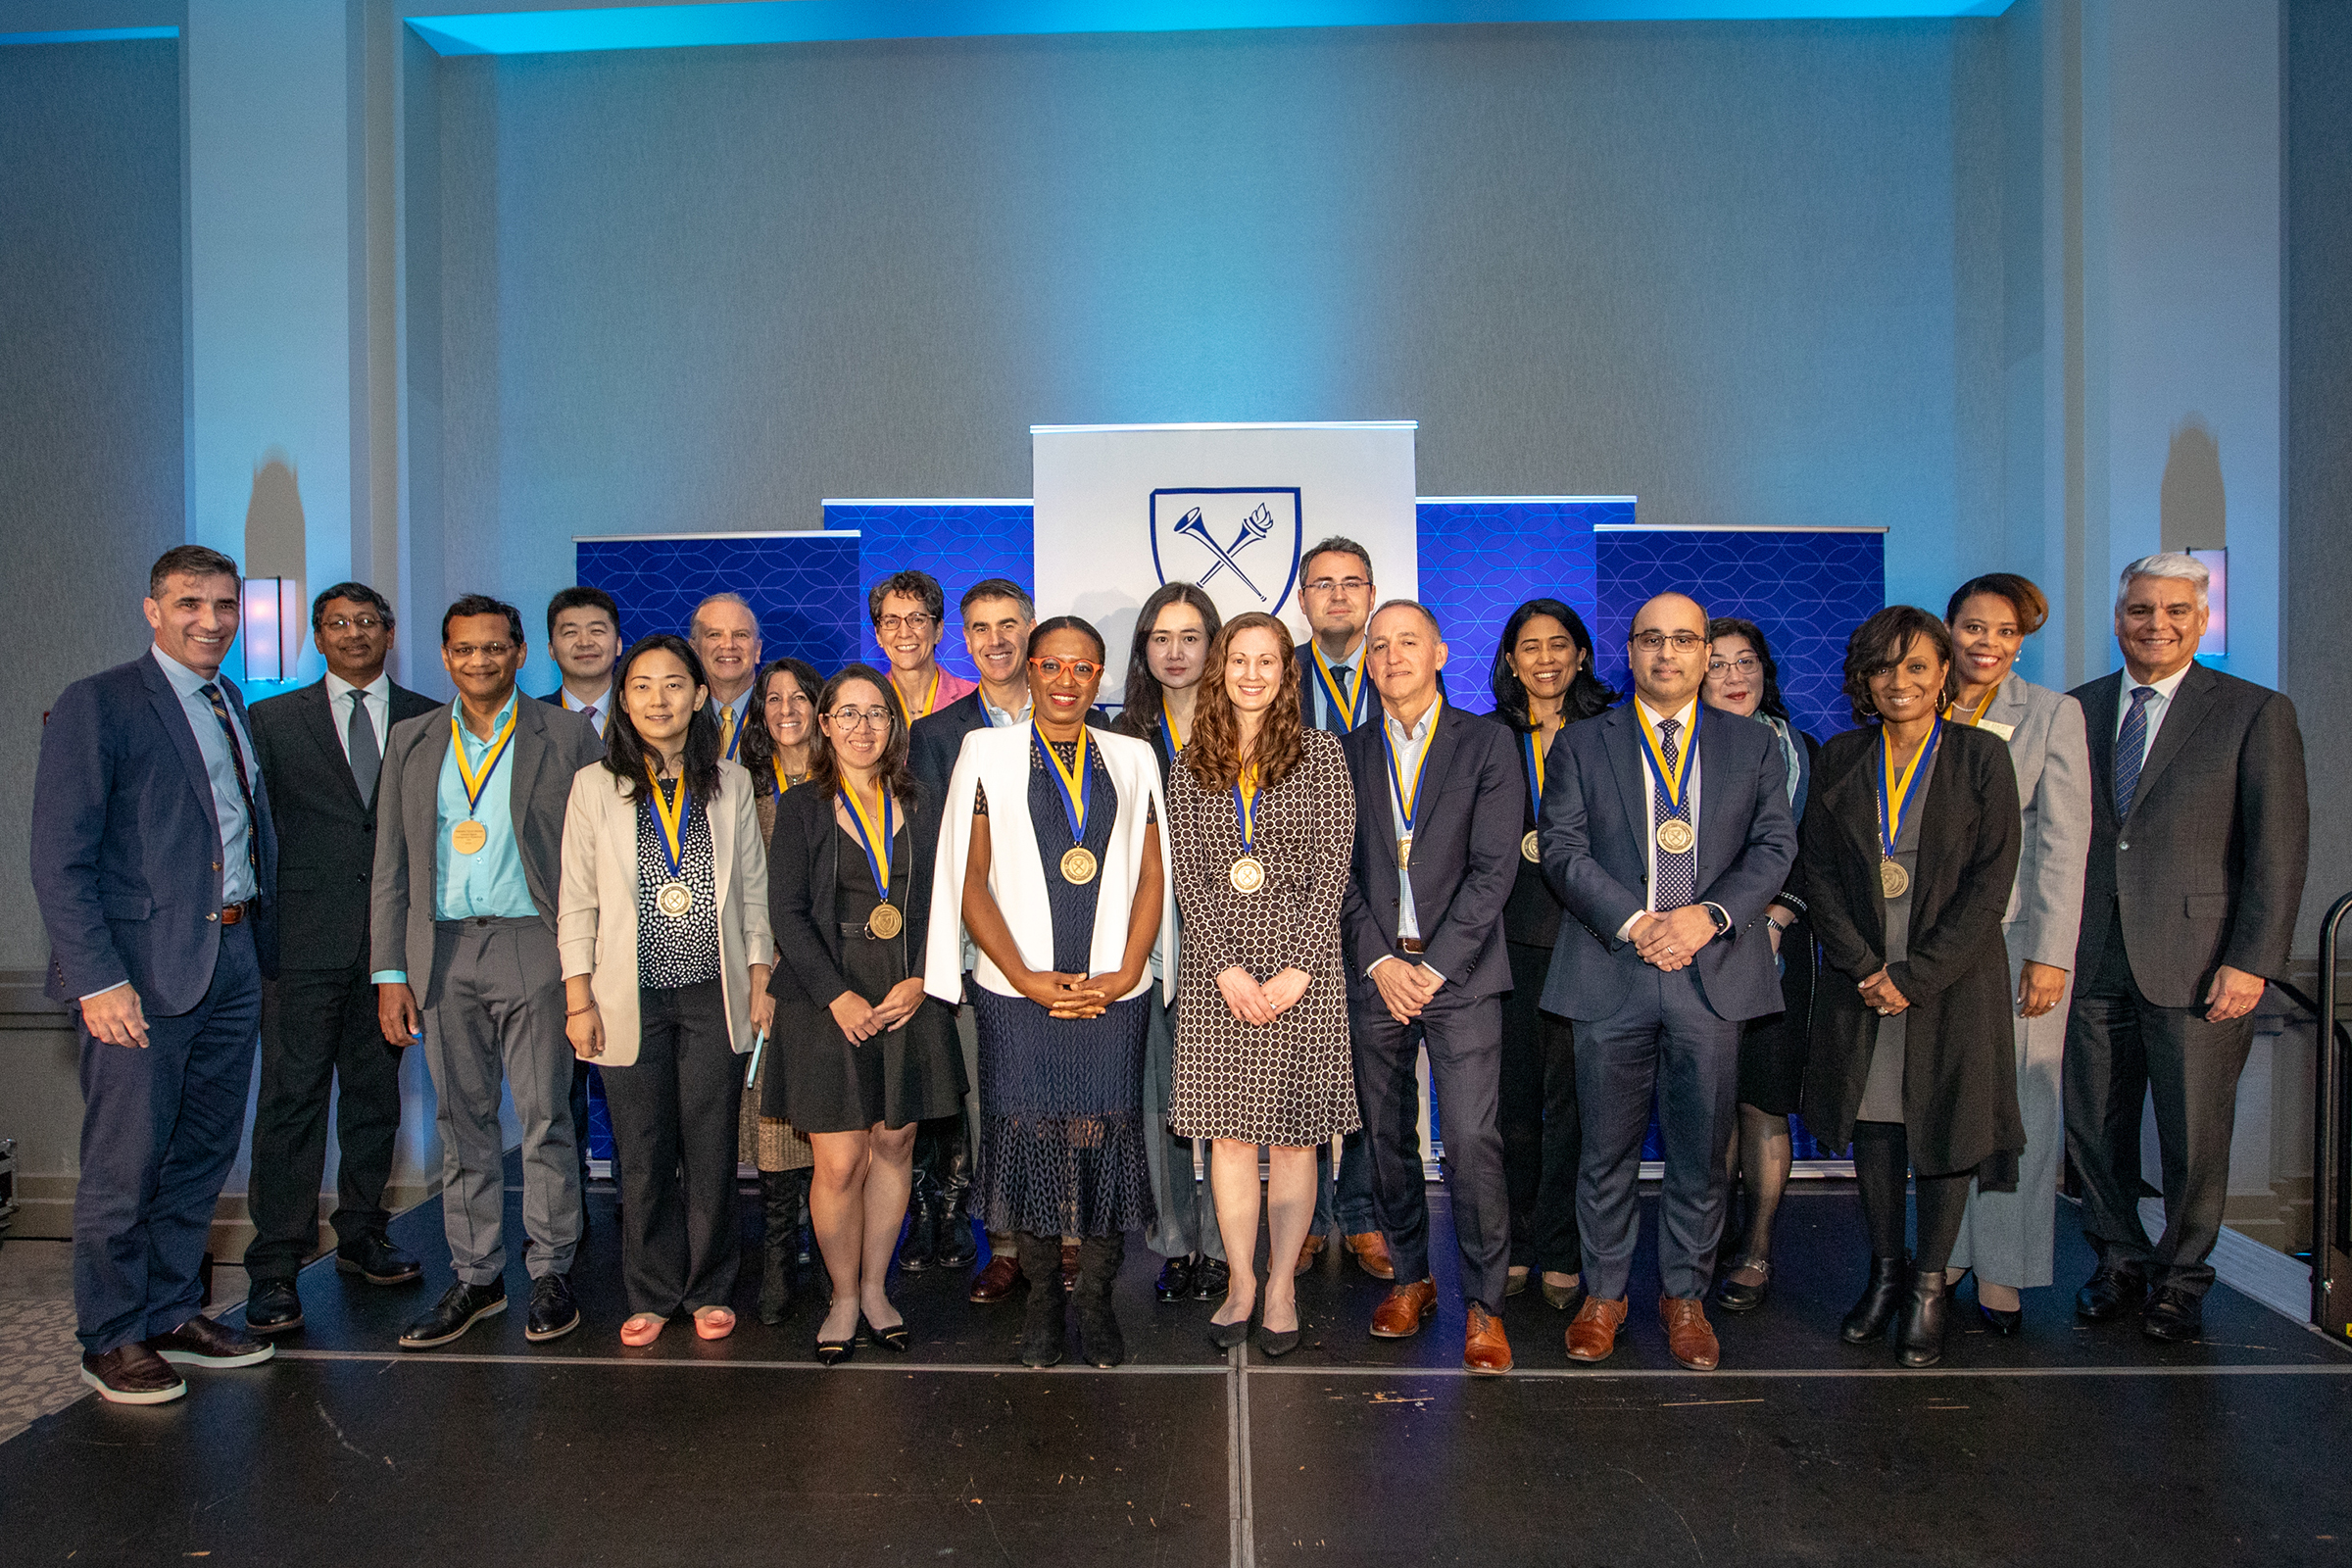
[814,1326,857,1366]
[863,1313,911,1353]
[1841,1254,1910,1345]
[1965,1273,2022,1337]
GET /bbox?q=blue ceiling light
[0,25,178,45]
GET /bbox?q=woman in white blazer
[1940,575,2091,1333]
[560,634,774,1347]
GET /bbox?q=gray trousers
[1948,931,2069,1288]
[1572,964,1740,1301]
[1143,994,1224,1262]
[420,917,579,1284]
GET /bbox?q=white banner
[1031,422,1418,696]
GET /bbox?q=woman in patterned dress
[559,635,774,1346]
[923,618,1175,1369]
[1164,612,1358,1356]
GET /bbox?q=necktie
[197,682,260,875]
[1329,665,1354,732]
[581,703,599,734]
[347,691,380,804]
[720,706,736,753]
[1654,717,1696,908]
[2114,685,2157,819]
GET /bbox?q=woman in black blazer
[1799,608,2023,1368]
[765,664,966,1363]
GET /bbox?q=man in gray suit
[2065,553,2308,1342]
[371,594,603,1349]
[1540,593,1796,1371]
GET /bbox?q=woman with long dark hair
[764,663,965,1363]
[559,634,774,1346]
[1482,599,1614,1313]
[1699,616,1821,1316]
[1114,582,1230,1306]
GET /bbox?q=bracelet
[1767,917,1790,933]
[565,1004,598,1017]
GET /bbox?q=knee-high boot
[1016,1231,1066,1368]
[933,1122,978,1269]
[759,1170,798,1325]
[899,1121,944,1271]
[1074,1233,1127,1368]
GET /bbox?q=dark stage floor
[5,1162,2347,1567]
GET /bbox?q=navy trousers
[74,921,262,1354]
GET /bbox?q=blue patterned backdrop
[576,531,863,674]
[1415,499,1620,705]
[826,501,1036,683]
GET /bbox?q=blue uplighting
[0,25,178,46]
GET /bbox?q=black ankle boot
[933,1129,979,1269]
[758,1170,797,1326]
[1896,1268,1952,1367]
[1841,1254,1910,1345]
[1015,1233,1065,1367]
[1073,1233,1127,1368]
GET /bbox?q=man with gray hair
[2065,552,2308,1343]
[688,593,762,764]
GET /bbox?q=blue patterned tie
[2114,685,2157,820]
[198,682,259,874]
[1654,718,1696,908]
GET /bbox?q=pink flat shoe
[693,1306,736,1341]
[620,1313,667,1348]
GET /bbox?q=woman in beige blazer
[560,634,774,1347]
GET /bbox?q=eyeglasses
[827,707,894,730]
[1303,576,1371,596]
[1029,657,1102,681]
[448,642,514,661]
[875,612,935,635]
[321,615,384,634]
[1707,656,1762,677]
[1630,631,1705,654]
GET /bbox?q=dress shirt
[1308,640,1365,731]
[557,681,612,736]
[1614,696,1729,939]
[326,671,392,766]
[151,646,260,905]
[713,688,754,760]
[368,692,536,986]
[2113,663,2193,773]
[980,686,1034,728]
[1367,696,1446,982]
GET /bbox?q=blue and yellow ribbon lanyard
[647,770,696,917]
[448,703,517,855]
[892,667,942,726]
[1161,695,1186,754]
[1875,713,1942,900]
[1381,698,1443,869]
[1633,702,1699,855]
[771,758,796,796]
[1035,725,1099,884]
[1520,728,1547,862]
[1228,765,1266,893]
[1310,643,1367,731]
[841,778,904,939]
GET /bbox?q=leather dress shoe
[1564,1295,1629,1362]
[1541,1276,1587,1315]
[968,1252,1024,1304]
[1190,1256,1231,1301]
[400,1279,507,1348]
[1294,1234,1327,1275]
[1154,1255,1195,1302]
[1346,1231,1395,1281]
[1463,1303,1512,1375]
[336,1231,423,1286]
[147,1313,273,1368]
[1369,1278,1440,1339]
[244,1278,304,1336]
[2142,1285,2204,1343]
[1659,1296,1720,1371]
[2076,1266,2146,1322]
[1714,1258,1770,1314]
[80,1343,185,1404]
[526,1273,581,1342]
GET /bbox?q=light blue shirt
[150,646,259,905]
[1308,642,1365,731]
[714,687,754,760]
[2114,663,2191,772]
[433,691,536,922]
[980,687,1033,728]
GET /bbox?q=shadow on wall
[244,451,308,672]
[2160,417,2227,552]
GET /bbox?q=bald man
[1538,593,1795,1372]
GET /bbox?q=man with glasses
[541,586,620,737]
[871,569,977,725]
[240,584,438,1336]
[1540,593,1795,1372]
[1291,537,1389,1280]
[688,593,763,765]
[372,595,602,1349]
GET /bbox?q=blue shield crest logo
[1148,487,1303,610]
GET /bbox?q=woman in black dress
[1482,598,1614,1313]
[1799,608,2023,1368]
[924,617,1172,1368]
[765,664,964,1364]
[1701,617,1820,1315]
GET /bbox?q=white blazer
[923,723,1175,1007]
[557,760,774,1065]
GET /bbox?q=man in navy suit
[31,545,282,1403]
[1540,592,1795,1372]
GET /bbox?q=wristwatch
[1703,903,1733,936]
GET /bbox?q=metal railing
[2313,892,2352,1339]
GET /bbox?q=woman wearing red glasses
[925,617,1174,1369]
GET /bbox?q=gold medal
[1230,856,1265,894]
[451,819,488,855]
[1879,858,1909,900]
[1655,818,1695,856]
[657,880,694,917]
[1396,834,1413,870]
[1521,830,1541,863]
[1060,846,1099,885]
[866,902,905,940]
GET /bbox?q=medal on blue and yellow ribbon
[1161,695,1186,755]
[1035,726,1098,885]
[648,774,695,917]
[1876,713,1942,900]
[1634,703,1699,857]
[1382,698,1443,869]
[1310,645,1366,731]
[841,780,903,939]
[448,703,517,856]
[1520,728,1546,863]
[1230,766,1265,893]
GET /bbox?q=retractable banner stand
[1031,422,1418,696]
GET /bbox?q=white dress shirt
[1368,697,1446,981]
[2113,663,2192,773]
[1616,695,1729,939]
[556,681,612,736]
[980,687,1034,728]
[325,670,392,765]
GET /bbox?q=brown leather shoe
[967,1252,1024,1304]
[1293,1233,1327,1276]
[1061,1242,1080,1294]
[1660,1295,1721,1370]
[1345,1231,1396,1281]
[1564,1295,1629,1362]
[1463,1304,1512,1375]
[1369,1278,1440,1339]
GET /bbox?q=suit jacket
[557,760,772,1064]
[1537,701,1796,1023]
[249,676,435,971]
[32,653,280,1011]
[766,776,947,1018]
[1797,723,2025,1174]
[1339,702,1524,1001]
[370,693,602,1004]
[909,692,989,799]
[1970,674,2090,970]
[1295,645,1379,734]
[2070,663,2308,1008]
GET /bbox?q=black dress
[970,737,1155,1239]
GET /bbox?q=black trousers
[1500,941,1581,1273]
[600,980,745,1317]
[242,959,407,1282]
[2063,912,2255,1298]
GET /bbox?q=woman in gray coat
[1939,574,2091,1333]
